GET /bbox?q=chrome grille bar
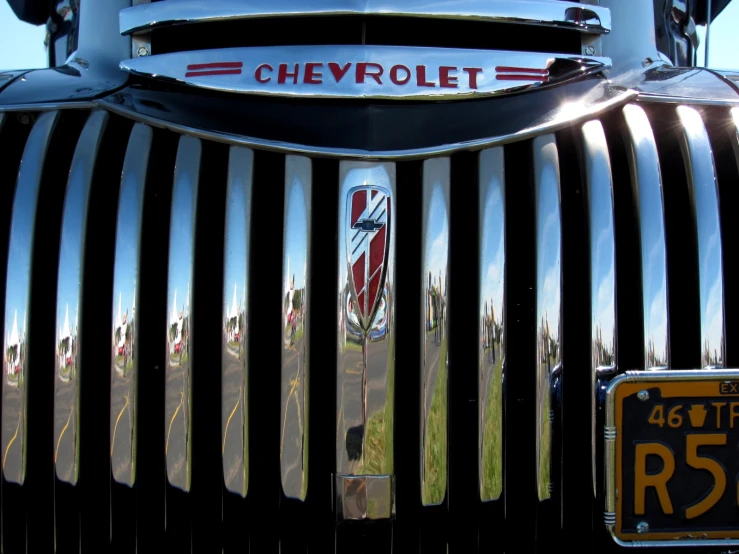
[336,161,396,520]
[280,155,311,501]
[533,134,562,502]
[2,111,59,486]
[420,157,450,507]
[478,147,505,503]
[221,146,253,498]
[581,119,616,495]
[120,0,611,36]
[110,123,152,487]
[675,106,725,369]
[165,135,201,493]
[622,104,670,371]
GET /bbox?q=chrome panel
[622,104,669,371]
[280,155,311,501]
[336,161,396,520]
[222,146,253,498]
[110,124,152,487]
[478,148,504,502]
[533,134,561,502]
[54,110,109,484]
[420,157,450,507]
[581,119,616,495]
[121,46,609,101]
[98,82,636,160]
[120,0,611,35]
[676,106,725,369]
[165,135,200,492]
[1,111,59,484]
[733,108,739,163]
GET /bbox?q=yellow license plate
[606,370,739,546]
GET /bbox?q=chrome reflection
[622,104,669,370]
[2,111,59,484]
[478,148,504,502]
[280,155,311,501]
[581,120,616,495]
[336,161,396,520]
[110,124,151,486]
[53,111,108,485]
[165,135,200,492]
[420,157,450,507]
[533,134,561,502]
[221,146,253,498]
[676,106,725,369]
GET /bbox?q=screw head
[584,45,596,55]
[136,46,150,57]
[637,390,650,401]
[637,521,649,534]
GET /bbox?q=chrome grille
[0,102,737,552]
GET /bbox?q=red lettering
[255,63,273,83]
[329,62,352,83]
[356,62,383,85]
[278,63,299,84]
[304,62,323,84]
[416,65,435,87]
[439,66,458,88]
[390,65,411,85]
[463,67,483,89]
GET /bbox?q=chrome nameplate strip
[120,46,610,101]
[120,0,611,36]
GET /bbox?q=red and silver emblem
[347,187,390,331]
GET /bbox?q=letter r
[634,442,675,515]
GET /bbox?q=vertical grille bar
[622,104,670,371]
[53,110,109,551]
[335,161,396,520]
[280,155,311,503]
[581,119,617,485]
[221,147,253,500]
[675,106,725,369]
[420,157,450,509]
[477,148,505,554]
[110,123,153,551]
[1,111,59,553]
[532,134,562,512]
[164,135,201,548]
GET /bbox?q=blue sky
[0,1,738,70]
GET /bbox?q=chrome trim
[165,135,200,492]
[478,147,505,502]
[622,104,669,371]
[97,84,636,160]
[336,161,396,520]
[533,134,561,502]
[54,110,109,485]
[636,94,739,106]
[581,119,616,496]
[676,106,725,369]
[420,157,450,507]
[732,108,739,167]
[120,0,611,36]
[120,46,610,101]
[222,146,253,498]
[110,123,152,487]
[0,102,98,113]
[604,369,739,548]
[280,155,311,501]
[1,111,59,485]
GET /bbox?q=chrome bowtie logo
[347,187,390,331]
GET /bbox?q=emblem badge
[347,187,390,331]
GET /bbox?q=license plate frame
[605,369,739,547]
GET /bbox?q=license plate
[605,370,739,547]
